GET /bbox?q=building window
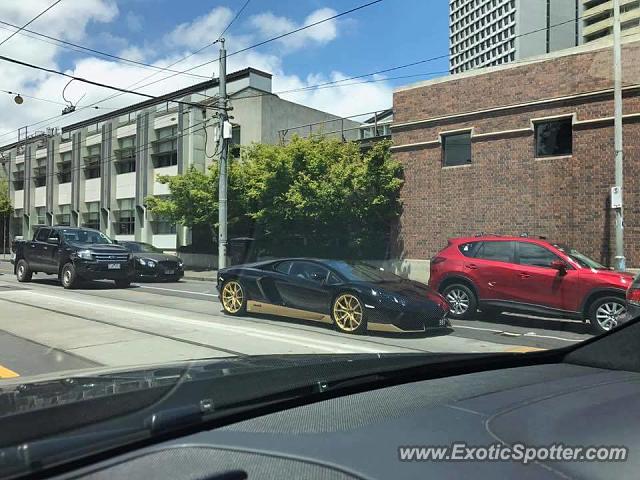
[33,161,46,187]
[84,144,101,179]
[56,205,71,226]
[535,118,572,157]
[12,169,24,190]
[230,125,241,159]
[115,136,136,174]
[35,207,47,226]
[83,202,100,230]
[152,126,178,168]
[442,131,472,167]
[115,199,135,235]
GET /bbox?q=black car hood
[67,243,129,253]
[372,279,435,297]
[130,252,180,262]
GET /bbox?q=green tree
[0,180,12,252]
[146,137,403,259]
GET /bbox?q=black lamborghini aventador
[216,258,451,334]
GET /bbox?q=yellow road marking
[505,346,546,353]
[0,364,19,378]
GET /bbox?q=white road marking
[7,290,388,354]
[453,324,580,342]
[133,284,218,297]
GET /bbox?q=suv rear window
[475,241,515,263]
[458,242,481,257]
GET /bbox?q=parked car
[13,226,134,289]
[429,235,634,334]
[217,258,450,334]
[117,241,184,282]
[625,273,640,322]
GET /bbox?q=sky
[0,0,450,145]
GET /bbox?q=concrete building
[583,0,640,43]
[450,0,582,74]
[392,38,640,279]
[0,68,355,260]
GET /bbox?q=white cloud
[0,3,391,143]
[248,7,338,51]
[166,6,234,50]
[125,11,143,32]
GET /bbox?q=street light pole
[218,38,229,270]
[612,0,625,271]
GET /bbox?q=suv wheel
[589,296,626,334]
[16,260,32,282]
[442,284,477,320]
[61,263,78,289]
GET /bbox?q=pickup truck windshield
[60,229,113,245]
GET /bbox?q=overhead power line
[218,0,252,40]
[0,0,62,47]
[0,19,210,80]
[0,0,384,142]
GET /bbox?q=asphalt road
[0,264,593,382]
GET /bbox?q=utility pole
[612,0,625,271]
[218,38,229,270]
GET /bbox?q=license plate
[108,263,121,270]
[165,269,175,275]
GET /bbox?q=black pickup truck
[13,226,134,289]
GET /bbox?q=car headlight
[137,258,147,266]
[147,259,157,268]
[76,249,93,260]
[178,259,184,267]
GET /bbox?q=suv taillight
[431,256,446,265]
[627,287,640,306]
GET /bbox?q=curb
[183,275,216,282]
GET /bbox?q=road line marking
[133,285,218,297]
[0,364,19,378]
[504,346,547,353]
[7,291,387,354]
[453,324,580,343]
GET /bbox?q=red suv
[429,235,634,334]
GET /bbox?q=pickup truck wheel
[61,263,77,289]
[114,279,131,288]
[16,260,32,282]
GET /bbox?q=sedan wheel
[221,280,246,315]
[332,293,366,334]
[591,297,626,334]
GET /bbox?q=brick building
[391,37,640,274]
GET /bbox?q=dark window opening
[475,241,516,263]
[535,119,572,157]
[442,132,472,167]
[517,242,559,268]
[115,210,135,235]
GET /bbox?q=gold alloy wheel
[333,294,364,332]
[222,281,244,314]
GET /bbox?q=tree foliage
[146,137,403,259]
[0,181,11,218]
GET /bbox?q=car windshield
[326,261,402,283]
[555,245,607,270]
[60,229,113,245]
[0,1,637,473]
[124,243,163,253]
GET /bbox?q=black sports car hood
[373,279,445,302]
[130,252,180,262]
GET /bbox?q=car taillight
[627,287,640,306]
[431,256,446,265]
